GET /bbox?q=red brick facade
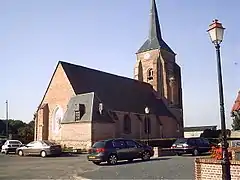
[34,62,182,149]
[195,158,240,180]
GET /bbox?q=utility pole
[6,100,9,139]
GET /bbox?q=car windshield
[9,140,21,144]
[174,138,187,144]
[92,141,105,148]
[42,140,57,146]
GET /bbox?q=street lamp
[144,106,150,145]
[5,100,9,139]
[207,19,231,180]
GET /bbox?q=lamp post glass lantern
[207,19,231,180]
[145,107,150,145]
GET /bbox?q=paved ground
[0,153,197,179]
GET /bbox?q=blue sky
[0,0,239,128]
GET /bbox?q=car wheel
[193,149,199,156]
[5,150,8,154]
[18,150,24,156]
[93,161,101,165]
[40,150,47,158]
[142,151,151,161]
[107,154,118,165]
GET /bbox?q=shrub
[210,146,232,160]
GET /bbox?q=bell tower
[134,0,182,109]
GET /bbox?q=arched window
[147,68,153,81]
[123,114,131,134]
[52,106,63,134]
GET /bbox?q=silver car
[16,140,62,158]
[1,140,23,154]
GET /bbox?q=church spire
[149,0,162,41]
[137,0,175,54]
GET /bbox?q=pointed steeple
[137,0,175,54]
[149,0,162,41]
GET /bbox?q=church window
[147,68,153,81]
[123,114,131,134]
[144,117,151,134]
[52,106,63,134]
[75,104,86,121]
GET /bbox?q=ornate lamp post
[145,106,150,145]
[207,19,231,180]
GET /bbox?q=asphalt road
[0,153,196,179]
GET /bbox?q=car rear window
[174,138,187,144]
[9,140,21,144]
[42,140,57,146]
[92,141,105,148]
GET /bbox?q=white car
[1,140,23,154]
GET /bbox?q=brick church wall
[36,63,75,141]
[92,122,115,143]
[59,122,92,150]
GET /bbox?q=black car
[171,137,211,156]
[87,138,154,165]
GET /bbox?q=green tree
[18,120,35,143]
[0,120,6,135]
[8,119,26,134]
[232,111,240,130]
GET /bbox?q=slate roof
[184,125,217,132]
[232,91,240,112]
[60,61,175,118]
[137,0,175,54]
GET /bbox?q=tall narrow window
[123,114,131,134]
[144,117,151,134]
[75,104,86,121]
[147,68,153,81]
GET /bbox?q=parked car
[171,137,211,156]
[87,138,154,165]
[1,140,23,154]
[16,140,62,158]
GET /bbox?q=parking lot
[0,153,196,179]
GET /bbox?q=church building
[34,0,184,149]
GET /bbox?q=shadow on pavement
[99,157,171,166]
[180,152,211,157]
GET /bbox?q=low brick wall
[153,147,176,157]
[195,158,240,180]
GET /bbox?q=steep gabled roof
[60,61,174,118]
[137,0,175,54]
[232,91,240,112]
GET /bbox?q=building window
[75,104,86,121]
[52,106,63,134]
[75,110,81,121]
[147,68,153,81]
[123,114,131,134]
[144,117,151,134]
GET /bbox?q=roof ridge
[59,60,153,88]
